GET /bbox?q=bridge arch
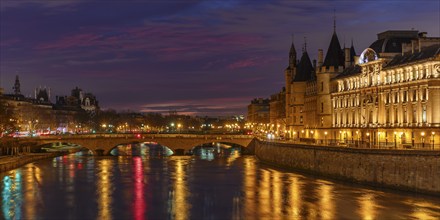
[108,141,174,156]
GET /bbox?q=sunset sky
[1,0,439,116]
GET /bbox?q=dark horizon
[1,0,439,116]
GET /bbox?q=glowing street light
[432,132,436,150]
[421,132,425,148]
[366,132,370,148]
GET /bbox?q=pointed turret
[13,75,21,95]
[293,49,314,82]
[289,40,297,69]
[350,40,356,63]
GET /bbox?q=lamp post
[421,132,425,148]
[366,132,370,148]
[356,131,359,147]
[432,132,436,150]
[377,132,381,148]
[394,131,397,149]
[339,130,342,144]
[324,131,328,145]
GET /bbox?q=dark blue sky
[1,0,439,116]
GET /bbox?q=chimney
[318,49,323,67]
[344,48,350,67]
[411,41,414,54]
[418,38,422,52]
[354,56,360,65]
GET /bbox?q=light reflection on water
[1,154,440,219]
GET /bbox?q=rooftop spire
[289,35,297,69]
[304,36,307,52]
[13,75,21,95]
[333,9,336,32]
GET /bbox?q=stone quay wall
[0,153,63,173]
[255,141,440,195]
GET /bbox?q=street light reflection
[97,160,113,220]
[358,192,377,220]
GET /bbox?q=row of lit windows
[333,105,427,125]
[384,89,428,104]
[337,64,433,92]
[333,88,428,109]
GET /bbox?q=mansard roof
[322,32,344,68]
[333,65,361,79]
[293,51,314,82]
[383,44,440,69]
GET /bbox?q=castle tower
[289,45,314,138]
[316,18,345,131]
[285,38,297,133]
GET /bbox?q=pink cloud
[227,55,283,69]
[35,33,101,50]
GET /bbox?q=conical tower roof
[293,51,313,82]
[322,32,344,68]
[350,40,356,63]
[289,42,296,55]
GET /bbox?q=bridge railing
[20,133,254,140]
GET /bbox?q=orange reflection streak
[408,200,438,219]
[97,160,113,220]
[288,176,301,218]
[271,171,282,218]
[358,193,377,220]
[133,157,146,220]
[24,166,40,218]
[242,157,256,219]
[259,170,270,217]
[173,158,188,220]
[318,182,335,220]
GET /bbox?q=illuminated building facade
[284,29,440,148]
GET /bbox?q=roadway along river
[1,152,440,219]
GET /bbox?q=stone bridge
[19,134,256,155]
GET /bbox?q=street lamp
[324,131,328,145]
[177,123,182,134]
[356,131,359,147]
[366,132,370,148]
[421,132,425,148]
[377,132,381,148]
[432,132,436,150]
[394,131,397,149]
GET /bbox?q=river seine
[1,152,440,219]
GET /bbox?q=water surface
[1,154,439,219]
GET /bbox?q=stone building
[283,27,440,148]
[247,98,270,125]
[1,76,100,135]
[269,88,286,132]
[332,31,440,147]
